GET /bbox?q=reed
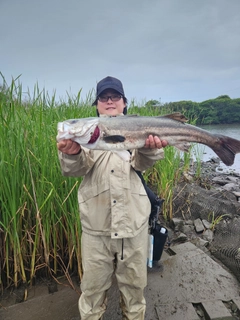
[0,76,201,291]
[0,77,85,290]
[143,147,183,220]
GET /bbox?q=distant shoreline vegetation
[139,95,240,125]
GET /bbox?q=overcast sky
[1,0,240,104]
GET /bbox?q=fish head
[57,118,99,145]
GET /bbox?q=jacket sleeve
[58,147,95,177]
[131,147,164,172]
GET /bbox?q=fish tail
[212,135,240,166]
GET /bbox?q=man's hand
[57,139,81,155]
[144,135,168,149]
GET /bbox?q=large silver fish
[57,113,240,166]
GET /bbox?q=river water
[193,123,240,174]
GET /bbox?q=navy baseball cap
[92,76,126,106]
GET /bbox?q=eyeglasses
[98,94,122,102]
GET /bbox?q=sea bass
[57,113,240,166]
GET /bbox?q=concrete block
[194,218,204,233]
[155,303,199,320]
[202,300,234,319]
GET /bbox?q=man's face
[96,89,126,116]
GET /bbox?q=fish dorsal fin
[161,112,188,123]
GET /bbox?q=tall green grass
[0,78,85,290]
[0,77,199,292]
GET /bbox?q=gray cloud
[1,0,240,103]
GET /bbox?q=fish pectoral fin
[103,135,126,143]
[161,112,188,123]
[175,142,191,152]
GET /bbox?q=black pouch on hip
[152,224,168,261]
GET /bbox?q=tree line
[144,95,240,125]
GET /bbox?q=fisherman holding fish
[57,76,167,320]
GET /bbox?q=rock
[193,237,209,248]
[173,182,240,221]
[227,176,239,183]
[185,220,194,225]
[183,224,195,234]
[222,183,238,192]
[170,218,184,231]
[206,157,220,165]
[176,233,188,242]
[202,219,212,230]
[212,177,230,185]
[231,171,240,178]
[232,191,240,200]
[194,218,205,233]
[183,172,194,182]
[168,160,240,283]
[202,229,213,242]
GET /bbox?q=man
[57,76,167,320]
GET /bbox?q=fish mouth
[88,126,100,143]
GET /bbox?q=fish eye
[70,120,79,124]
